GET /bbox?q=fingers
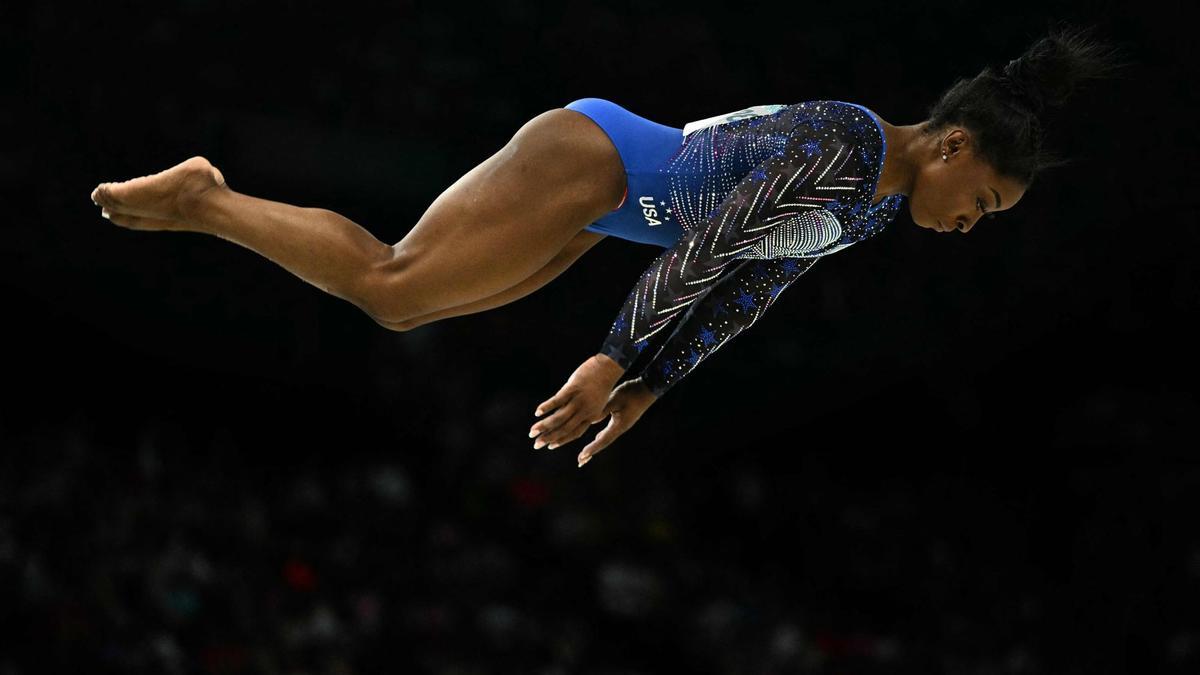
[533,409,585,450]
[530,393,571,441]
[578,413,623,467]
[533,394,562,418]
[530,386,604,448]
[530,402,575,448]
[530,392,569,441]
[555,419,591,449]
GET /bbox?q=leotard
[563,98,905,397]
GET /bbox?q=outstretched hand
[529,354,657,466]
[573,378,657,467]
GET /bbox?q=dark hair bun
[999,22,1132,114]
[922,21,1132,186]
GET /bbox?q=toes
[98,184,118,207]
[103,209,129,228]
[99,209,174,231]
[93,184,112,208]
[91,184,109,206]
[94,182,131,210]
[102,208,132,228]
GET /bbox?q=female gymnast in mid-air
[90,25,1123,468]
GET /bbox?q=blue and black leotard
[562,98,906,398]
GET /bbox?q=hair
[920,21,1134,188]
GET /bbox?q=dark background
[3,1,1197,673]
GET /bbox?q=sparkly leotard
[593,100,906,398]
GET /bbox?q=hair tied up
[1001,57,1046,114]
[1001,22,1133,115]
[922,21,1133,186]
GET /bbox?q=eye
[977,198,996,220]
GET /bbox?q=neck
[874,118,927,203]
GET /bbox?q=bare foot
[91,156,226,231]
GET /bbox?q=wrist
[636,378,661,401]
[594,352,628,383]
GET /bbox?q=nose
[953,213,980,233]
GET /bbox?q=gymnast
[89,24,1125,468]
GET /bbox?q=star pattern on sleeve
[637,256,821,398]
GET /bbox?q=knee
[356,249,427,326]
[362,293,421,330]
[370,314,417,332]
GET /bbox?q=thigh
[377,229,609,331]
[379,108,626,320]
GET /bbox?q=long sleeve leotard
[598,100,905,398]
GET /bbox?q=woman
[89,24,1125,468]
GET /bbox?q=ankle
[178,182,232,232]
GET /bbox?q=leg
[374,229,607,331]
[361,108,625,323]
[90,107,626,325]
[183,188,397,313]
[91,157,396,315]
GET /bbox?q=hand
[530,354,624,452]
[575,378,657,467]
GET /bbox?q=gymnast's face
[908,128,1026,234]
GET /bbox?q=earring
[942,152,948,161]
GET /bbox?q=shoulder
[781,101,883,150]
[775,102,885,194]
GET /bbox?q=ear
[946,130,968,156]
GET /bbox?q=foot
[90,156,226,231]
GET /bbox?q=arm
[597,117,866,392]
[637,255,819,398]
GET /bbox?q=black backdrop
[4,1,1197,673]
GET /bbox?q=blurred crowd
[3,410,1198,675]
